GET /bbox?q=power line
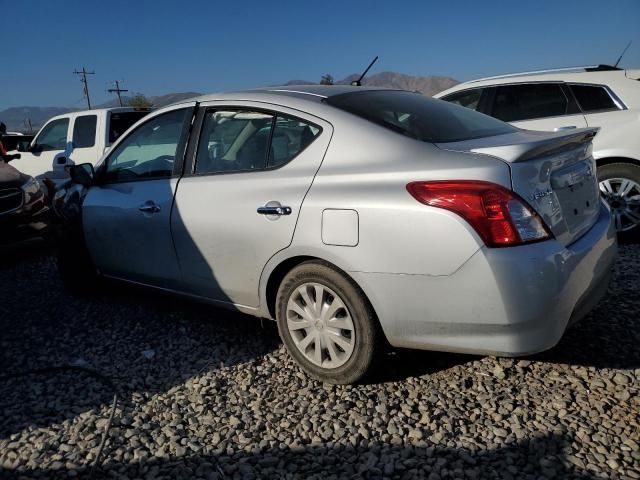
[73,67,96,110]
[108,80,129,107]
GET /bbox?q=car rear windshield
[108,111,151,144]
[325,90,516,143]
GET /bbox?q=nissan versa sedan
[59,85,617,384]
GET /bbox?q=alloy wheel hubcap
[286,282,355,368]
[599,177,640,232]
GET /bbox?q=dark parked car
[1,134,35,154]
[0,160,50,244]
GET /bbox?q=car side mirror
[68,163,95,186]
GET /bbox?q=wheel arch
[596,156,640,169]
[262,252,380,326]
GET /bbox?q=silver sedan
[60,86,617,384]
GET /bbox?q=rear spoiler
[468,128,599,164]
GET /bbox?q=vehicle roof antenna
[614,40,632,68]
[351,56,379,86]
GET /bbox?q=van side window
[73,115,97,148]
[570,85,618,112]
[441,89,483,111]
[491,84,570,122]
[33,118,69,151]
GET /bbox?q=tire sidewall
[276,262,378,384]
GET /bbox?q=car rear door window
[491,84,570,122]
[72,115,97,148]
[570,84,618,112]
[104,109,188,182]
[441,89,483,111]
[33,118,69,151]
[268,115,321,168]
[195,110,275,174]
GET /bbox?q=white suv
[435,65,640,233]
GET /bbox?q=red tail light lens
[406,180,551,247]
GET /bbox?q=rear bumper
[350,202,617,356]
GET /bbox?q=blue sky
[1,0,639,110]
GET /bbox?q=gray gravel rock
[0,242,639,479]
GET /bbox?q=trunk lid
[436,128,601,246]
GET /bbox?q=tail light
[406,180,552,247]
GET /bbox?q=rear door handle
[139,202,161,213]
[554,125,577,131]
[257,205,292,216]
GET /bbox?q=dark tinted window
[196,110,275,174]
[33,118,69,151]
[442,89,483,110]
[0,135,33,151]
[326,90,515,143]
[268,115,321,168]
[491,84,570,122]
[72,115,97,148]
[570,84,617,112]
[104,109,187,182]
[109,111,151,144]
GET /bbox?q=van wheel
[56,224,98,294]
[276,261,381,384]
[598,163,640,233]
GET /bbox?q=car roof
[435,66,638,97]
[190,85,400,104]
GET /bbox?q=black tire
[276,260,381,384]
[597,162,640,236]
[56,223,98,294]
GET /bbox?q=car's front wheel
[598,162,640,233]
[276,261,381,384]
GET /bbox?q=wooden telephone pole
[73,67,95,109]
[108,80,129,107]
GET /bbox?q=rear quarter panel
[259,116,513,317]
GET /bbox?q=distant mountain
[285,71,459,96]
[0,106,74,133]
[0,92,202,133]
[95,92,202,109]
[1,72,459,133]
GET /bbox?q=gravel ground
[0,242,638,480]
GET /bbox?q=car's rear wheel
[276,261,380,384]
[598,163,640,233]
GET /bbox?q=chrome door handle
[257,205,292,216]
[554,125,577,131]
[139,203,160,213]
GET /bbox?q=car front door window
[104,109,188,182]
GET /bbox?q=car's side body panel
[350,202,616,355]
[170,101,334,308]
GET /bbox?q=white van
[13,107,151,180]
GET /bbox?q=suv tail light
[406,180,552,247]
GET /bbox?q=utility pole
[73,67,95,110]
[108,80,128,107]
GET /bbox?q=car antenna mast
[351,56,379,86]
[614,40,632,68]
